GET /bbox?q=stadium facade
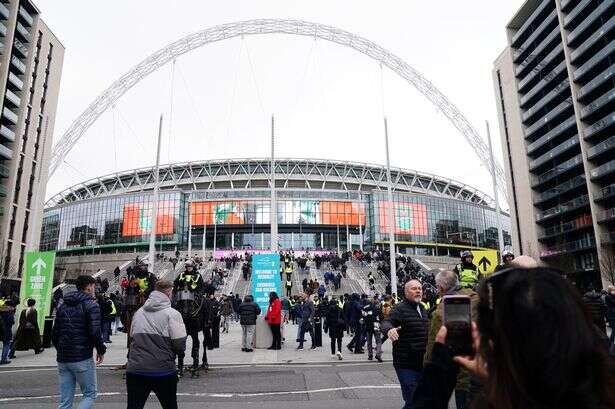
[40,158,511,257]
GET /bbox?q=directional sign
[251,253,281,312]
[19,251,55,335]
[471,250,498,276]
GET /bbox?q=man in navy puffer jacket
[52,275,106,409]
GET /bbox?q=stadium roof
[46,158,495,208]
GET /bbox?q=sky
[36,0,525,209]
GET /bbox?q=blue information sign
[251,253,281,312]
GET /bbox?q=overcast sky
[37,0,524,208]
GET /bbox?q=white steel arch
[49,19,508,200]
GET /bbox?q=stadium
[40,157,511,257]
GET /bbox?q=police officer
[453,250,481,289]
[285,278,293,298]
[173,260,204,377]
[368,271,375,291]
[495,249,515,272]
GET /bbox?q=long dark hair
[269,291,278,304]
[476,268,615,409]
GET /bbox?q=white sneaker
[336,351,343,360]
[331,354,336,359]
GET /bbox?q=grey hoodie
[127,291,187,374]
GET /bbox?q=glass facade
[41,189,510,255]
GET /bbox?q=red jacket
[265,298,282,325]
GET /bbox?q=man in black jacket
[382,279,429,409]
[52,275,106,409]
[238,295,261,352]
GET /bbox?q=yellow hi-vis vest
[110,300,117,315]
[457,264,479,288]
[286,280,292,288]
[285,265,293,273]
[179,273,199,290]
[421,301,430,311]
[0,298,5,307]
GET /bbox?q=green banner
[19,251,55,334]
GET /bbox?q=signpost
[251,253,281,312]
[20,251,55,334]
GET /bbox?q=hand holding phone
[442,295,473,356]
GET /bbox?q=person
[424,270,478,409]
[12,298,43,356]
[238,295,260,352]
[368,271,375,290]
[113,266,121,280]
[363,296,384,362]
[285,278,293,298]
[280,296,290,324]
[297,294,315,350]
[127,280,186,409]
[110,293,122,334]
[606,285,615,345]
[200,289,217,369]
[98,294,113,343]
[172,259,204,376]
[52,275,107,409]
[411,267,615,409]
[265,292,282,349]
[324,295,345,360]
[583,286,607,334]
[381,280,429,409]
[317,283,326,300]
[453,251,481,289]
[220,295,233,334]
[0,300,16,364]
[346,293,363,354]
[494,249,514,272]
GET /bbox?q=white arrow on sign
[32,258,46,275]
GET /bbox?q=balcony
[576,62,615,101]
[2,107,18,124]
[15,22,29,42]
[584,112,615,140]
[526,116,577,153]
[10,55,25,74]
[539,214,593,240]
[8,72,23,90]
[0,3,9,20]
[587,135,615,160]
[599,207,615,223]
[531,154,584,187]
[0,21,6,37]
[523,90,571,125]
[590,159,615,180]
[4,89,20,109]
[571,15,615,64]
[536,194,590,222]
[518,45,564,92]
[13,39,27,59]
[0,184,6,198]
[540,236,596,259]
[514,12,558,64]
[0,144,12,160]
[516,27,561,79]
[573,39,615,82]
[594,183,615,202]
[567,0,615,46]
[520,59,567,108]
[534,175,587,204]
[511,0,553,47]
[0,125,14,142]
[529,136,579,170]
[564,0,594,29]
[581,89,615,119]
[524,97,573,139]
[18,6,33,27]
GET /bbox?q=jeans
[101,320,111,342]
[1,339,11,362]
[298,323,314,348]
[126,373,177,409]
[58,358,97,409]
[394,367,421,409]
[241,325,255,349]
[366,329,382,358]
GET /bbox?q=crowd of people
[0,247,614,409]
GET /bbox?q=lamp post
[148,114,163,275]
[384,117,397,297]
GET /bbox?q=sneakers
[368,355,373,361]
[241,348,247,352]
[296,346,304,350]
[336,351,343,360]
[331,354,337,359]
[245,348,254,352]
[376,355,383,363]
[310,345,317,350]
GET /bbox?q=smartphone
[442,295,473,356]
